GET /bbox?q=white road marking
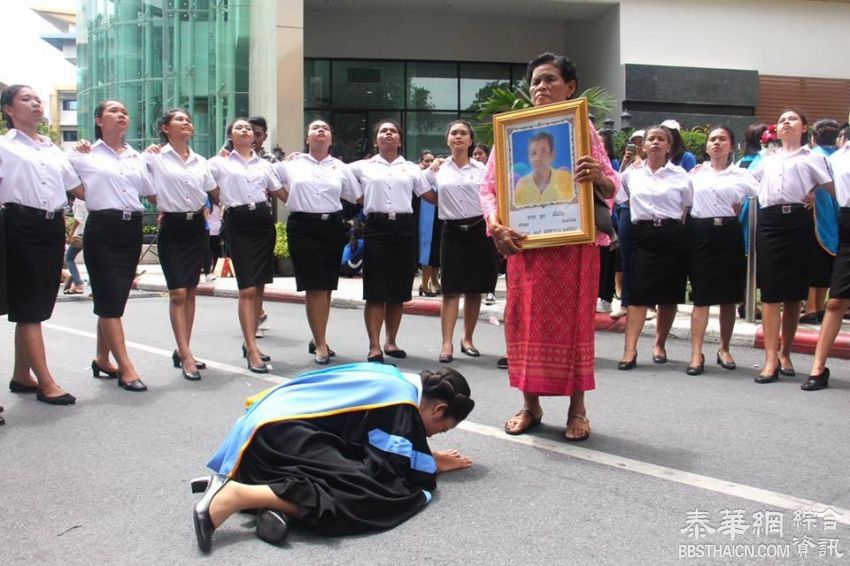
[43,321,850,526]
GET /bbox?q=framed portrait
[492,98,594,249]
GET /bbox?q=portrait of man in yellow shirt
[512,130,575,208]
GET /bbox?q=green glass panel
[305,60,331,109]
[460,63,510,113]
[405,111,458,161]
[332,61,403,110]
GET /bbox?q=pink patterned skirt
[505,244,599,396]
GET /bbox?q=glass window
[511,64,528,87]
[61,99,78,111]
[332,61,404,109]
[304,60,331,108]
[405,111,458,161]
[460,63,509,113]
[62,130,79,142]
[407,62,458,111]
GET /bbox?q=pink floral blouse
[479,119,621,246]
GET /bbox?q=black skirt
[84,210,143,318]
[287,212,349,292]
[808,209,834,287]
[0,209,8,316]
[756,204,811,303]
[686,216,746,306]
[234,405,435,536]
[440,217,498,294]
[3,204,65,323]
[828,208,850,299]
[427,216,442,268]
[363,213,417,303]
[225,203,275,290]
[630,219,687,306]
[158,210,208,290]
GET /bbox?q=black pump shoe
[801,368,830,391]
[247,359,269,374]
[173,350,206,370]
[686,354,705,376]
[91,360,119,379]
[716,352,736,370]
[308,340,336,357]
[242,344,270,362]
[460,342,480,357]
[256,509,290,546]
[117,374,148,392]
[193,474,228,553]
[182,368,202,381]
[618,354,637,371]
[754,368,780,384]
[9,380,39,394]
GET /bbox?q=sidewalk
[111,265,850,360]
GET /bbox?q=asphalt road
[2,295,849,565]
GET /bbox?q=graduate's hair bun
[420,368,475,422]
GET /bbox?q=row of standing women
[0,83,502,414]
[615,112,850,393]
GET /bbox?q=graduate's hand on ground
[435,449,472,473]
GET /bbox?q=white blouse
[689,164,757,218]
[752,146,832,208]
[207,151,282,208]
[69,140,154,212]
[349,155,432,214]
[830,143,850,208]
[425,157,486,220]
[274,153,360,213]
[144,144,217,212]
[621,161,693,222]
[0,129,80,211]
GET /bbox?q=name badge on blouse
[248,202,257,211]
[714,218,722,226]
[186,211,195,221]
[122,211,132,221]
[782,205,792,214]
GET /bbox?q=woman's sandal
[504,409,542,435]
[565,415,591,442]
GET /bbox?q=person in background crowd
[426,120,497,364]
[686,126,757,375]
[597,129,621,314]
[618,126,692,371]
[416,150,442,297]
[273,120,360,365]
[619,129,645,173]
[738,123,767,170]
[350,121,437,364]
[800,119,842,325]
[481,52,619,442]
[472,143,490,165]
[70,100,156,393]
[1,85,83,406]
[249,116,278,164]
[64,196,87,295]
[751,109,834,384]
[143,108,219,381]
[804,121,850,390]
[208,118,284,374]
[661,119,697,172]
[206,197,223,281]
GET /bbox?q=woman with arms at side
[480,53,619,441]
[208,118,283,373]
[803,124,850,390]
[190,363,474,553]
[752,109,833,383]
[686,126,756,374]
[70,100,156,392]
[1,84,83,405]
[618,126,692,370]
[273,120,361,364]
[349,121,437,363]
[427,120,497,363]
[144,109,219,381]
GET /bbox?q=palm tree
[474,80,616,145]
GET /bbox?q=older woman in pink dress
[480,52,620,441]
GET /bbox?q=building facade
[77,0,850,162]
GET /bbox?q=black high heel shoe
[686,354,705,376]
[460,342,480,357]
[308,340,336,357]
[418,286,436,297]
[9,379,39,393]
[173,350,206,370]
[256,509,290,546]
[754,367,780,384]
[801,368,830,391]
[242,344,270,362]
[117,373,147,392]
[91,360,119,379]
[193,474,228,553]
[618,354,637,371]
[716,352,736,370]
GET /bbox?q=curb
[132,281,850,360]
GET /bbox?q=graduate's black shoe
[9,380,39,394]
[173,350,207,370]
[35,390,77,405]
[779,367,796,377]
[242,344,270,362]
[117,374,147,392]
[716,352,736,370]
[384,348,407,359]
[686,355,705,376]
[91,360,119,379]
[256,509,289,546]
[193,474,228,553]
[754,368,780,384]
[497,357,508,369]
[308,340,336,357]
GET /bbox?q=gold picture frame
[493,98,594,249]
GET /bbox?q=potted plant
[274,221,294,276]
